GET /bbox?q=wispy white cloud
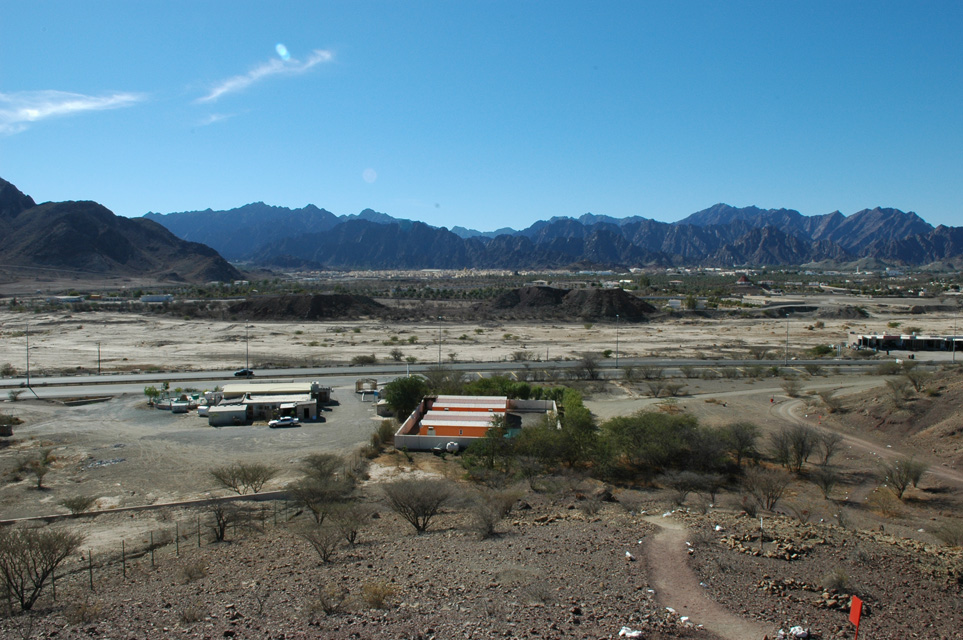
[197,49,333,104]
[198,112,235,126]
[0,90,145,135]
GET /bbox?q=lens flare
[275,43,291,61]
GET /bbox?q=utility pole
[25,322,30,387]
[785,314,790,366]
[245,326,250,369]
[97,342,101,375]
[615,314,620,369]
[954,313,958,364]
[437,318,442,365]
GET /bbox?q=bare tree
[742,467,791,511]
[904,368,931,393]
[329,502,371,546]
[208,501,250,542]
[769,424,819,473]
[781,377,802,398]
[210,462,278,495]
[879,458,928,499]
[810,465,839,499]
[382,478,456,534]
[24,449,54,490]
[639,365,665,380]
[0,527,84,611]
[468,489,518,539]
[885,378,911,409]
[818,431,844,465]
[297,523,342,563]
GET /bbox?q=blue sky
[2,1,961,231]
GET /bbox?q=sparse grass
[934,520,963,548]
[360,581,396,609]
[179,599,205,623]
[179,560,207,584]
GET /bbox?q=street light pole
[245,326,250,369]
[25,322,30,388]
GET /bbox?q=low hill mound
[485,286,656,320]
[227,294,387,320]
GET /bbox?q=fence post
[175,522,180,556]
[122,540,126,579]
[273,501,277,526]
[150,532,155,568]
[197,515,201,547]
[88,550,94,591]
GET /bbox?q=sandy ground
[0,294,960,375]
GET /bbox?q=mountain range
[0,178,241,283]
[145,201,963,270]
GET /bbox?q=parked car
[268,416,300,428]
[234,368,255,377]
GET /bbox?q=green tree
[381,376,429,419]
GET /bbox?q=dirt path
[643,515,772,640]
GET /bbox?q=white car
[268,416,300,428]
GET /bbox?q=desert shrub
[818,431,844,464]
[719,366,741,379]
[8,390,24,402]
[0,527,83,612]
[663,381,687,397]
[810,465,839,499]
[297,523,341,563]
[817,390,843,413]
[804,364,824,377]
[878,457,927,499]
[867,487,904,517]
[329,502,370,546]
[179,599,205,623]
[904,368,931,393]
[207,502,252,542]
[661,470,713,506]
[679,365,698,378]
[360,581,396,609]
[769,424,819,473]
[382,478,456,534]
[469,488,519,539]
[615,489,645,514]
[780,376,802,398]
[0,363,15,377]
[372,419,396,449]
[875,361,901,376]
[59,495,97,514]
[639,365,665,380]
[742,467,791,511]
[809,344,833,358]
[309,584,349,617]
[351,354,376,365]
[63,593,103,624]
[179,560,207,583]
[821,568,850,592]
[210,462,278,495]
[885,378,911,408]
[748,346,771,360]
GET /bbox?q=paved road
[0,357,893,398]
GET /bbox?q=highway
[0,356,897,399]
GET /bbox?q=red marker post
[849,596,863,639]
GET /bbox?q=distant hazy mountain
[144,200,960,269]
[1,178,241,283]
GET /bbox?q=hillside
[0,178,241,284]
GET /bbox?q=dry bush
[59,495,97,514]
[615,489,645,514]
[878,457,927,500]
[780,377,802,398]
[383,478,456,534]
[210,462,278,495]
[821,568,850,592]
[0,527,84,611]
[297,523,341,563]
[360,581,396,609]
[817,390,844,413]
[63,593,103,625]
[867,488,904,518]
[578,495,603,517]
[469,489,520,539]
[742,467,791,511]
[329,502,371,546]
[179,560,208,583]
[810,465,839,499]
[179,599,205,623]
[308,584,349,617]
[818,431,844,465]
